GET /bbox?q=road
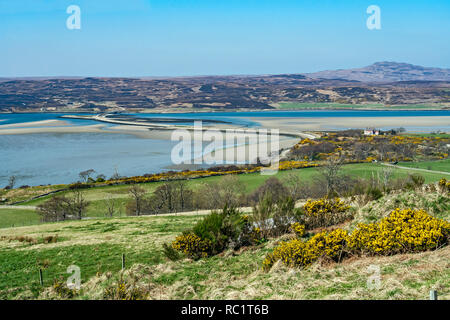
[0,205,37,210]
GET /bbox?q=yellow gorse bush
[263,208,450,270]
[290,222,306,237]
[303,197,351,228]
[172,233,212,259]
[304,197,350,217]
[439,178,450,192]
[348,208,450,255]
[262,228,349,270]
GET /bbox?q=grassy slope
[1,189,449,300]
[397,159,450,172]
[1,162,448,229]
[0,214,203,299]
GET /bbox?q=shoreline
[1,104,449,115]
[1,114,449,136]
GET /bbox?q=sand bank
[0,119,69,129]
[251,116,450,132]
[0,123,108,135]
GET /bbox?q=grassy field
[276,102,447,110]
[0,189,448,300]
[1,162,448,229]
[397,159,450,172]
[0,214,203,299]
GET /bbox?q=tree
[193,175,245,209]
[174,180,192,212]
[147,181,194,214]
[96,174,106,182]
[79,169,95,183]
[248,177,288,205]
[128,184,146,216]
[68,189,89,220]
[36,196,70,222]
[105,195,117,217]
[378,166,394,192]
[110,167,121,180]
[7,176,16,189]
[319,156,344,196]
[281,172,304,200]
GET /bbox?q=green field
[1,162,448,229]
[398,159,450,172]
[0,189,449,300]
[276,102,446,110]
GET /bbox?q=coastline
[250,116,450,132]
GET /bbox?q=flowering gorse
[172,233,212,259]
[263,208,450,270]
[303,197,351,228]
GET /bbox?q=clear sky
[1,0,449,77]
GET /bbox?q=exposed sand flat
[194,136,299,164]
[251,116,450,132]
[0,119,69,129]
[0,124,109,135]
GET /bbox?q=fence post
[39,269,43,286]
[430,290,438,300]
[122,253,125,270]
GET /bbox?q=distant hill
[304,62,450,82]
[1,63,449,112]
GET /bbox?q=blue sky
[1,0,449,77]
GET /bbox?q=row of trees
[35,156,428,220]
[36,189,89,222]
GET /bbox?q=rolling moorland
[0,62,449,113]
[0,130,449,300]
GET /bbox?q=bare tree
[174,180,193,212]
[319,156,344,196]
[79,169,95,183]
[110,167,121,180]
[281,172,304,200]
[36,195,70,222]
[68,189,89,220]
[7,176,16,189]
[105,195,117,217]
[378,166,394,192]
[128,184,146,216]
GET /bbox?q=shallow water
[1,110,450,187]
[1,132,179,187]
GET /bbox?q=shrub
[103,277,148,300]
[247,177,289,205]
[302,197,351,228]
[264,208,450,270]
[237,215,265,247]
[52,278,78,299]
[365,187,383,202]
[43,235,58,244]
[348,208,450,255]
[405,174,425,190]
[262,228,349,270]
[162,243,182,261]
[170,206,262,259]
[439,178,450,192]
[290,222,305,237]
[251,196,302,238]
[171,232,212,260]
[192,206,244,254]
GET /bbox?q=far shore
[1,115,449,137]
[251,116,450,132]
